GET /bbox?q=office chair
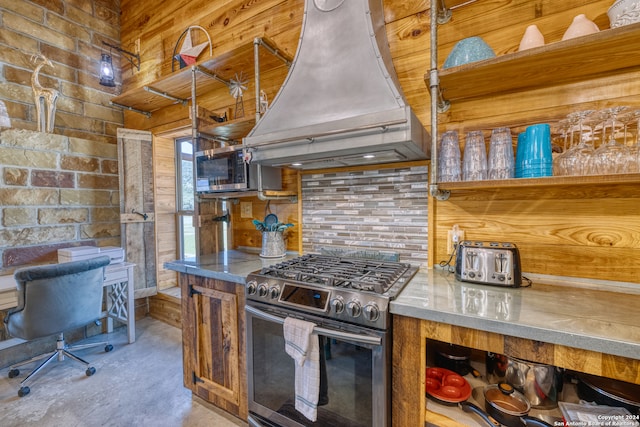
[4,256,113,397]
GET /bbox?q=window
[176,138,196,259]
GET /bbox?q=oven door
[246,303,389,427]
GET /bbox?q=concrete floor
[0,317,247,427]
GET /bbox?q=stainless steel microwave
[195,147,281,193]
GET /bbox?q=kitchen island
[390,268,640,427]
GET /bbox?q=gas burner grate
[260,254,411,294]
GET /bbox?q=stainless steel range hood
[243,0,430,169]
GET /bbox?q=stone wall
[0,128,121,274]
[0,0,123,144]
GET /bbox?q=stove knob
[363,303,380,322]
[269,286,280,300]
[246,280,257,295]
[346,300,361,318]
[257,283,268,298]
[331,297,344,314]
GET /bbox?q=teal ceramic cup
[516,124,552,177]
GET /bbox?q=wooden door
[117,128,157,298]
[180,273,247,419]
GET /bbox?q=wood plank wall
[119,1,640,285]
[430,0,640,283]
[230,168,301,252]
[118,0,431,132]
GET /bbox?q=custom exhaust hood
[243,0,430,169]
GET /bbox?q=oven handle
[245,305,382,346]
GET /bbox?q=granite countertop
[163,250,298,284]
[390,268,640,360]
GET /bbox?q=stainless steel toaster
[455,241,522,287]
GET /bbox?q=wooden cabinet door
[117,128,157,298]
[180,273,247,419]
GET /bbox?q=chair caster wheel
[86,367,96,376]
[8,369,19,378]
[18,386,30,397]
[105,344,113,352]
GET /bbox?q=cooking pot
[576,372,640,415]
[434,343,480,377]
[487,353,563,408]
[483,383,553,427]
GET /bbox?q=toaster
[455,241,522,287]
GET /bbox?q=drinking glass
[552,120,571,176]
[462,131,487,181]
[618,110,638,173]
[515,132,526,178]
[563,110,595,176]
[438,130,462,182]
[593,106,629,175]
[487,127,514,179]
[626,110,640,173]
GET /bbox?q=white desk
[103,262,136,343]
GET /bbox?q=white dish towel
[283,316,320,422]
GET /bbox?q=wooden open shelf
[435,173,640,191]
[428,22,640,102]
[111,37,291,114]
[198,116,257,141]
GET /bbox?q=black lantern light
[99,41,140,87]
[99,53,116,87]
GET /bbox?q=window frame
[175,137,196,259]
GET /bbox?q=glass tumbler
[438,130,461,182]
[487,127,515,179]
[462,130,487,181]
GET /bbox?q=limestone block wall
[0,129,120,274]
[0,1,124,144]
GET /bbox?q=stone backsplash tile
[302,165,428,266]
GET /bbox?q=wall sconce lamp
[99,53,116,87]
[99,41,140,87]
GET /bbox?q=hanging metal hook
[212,212,230,223]
[131,209,148,220]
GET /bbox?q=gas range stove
[246,254,418,330]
